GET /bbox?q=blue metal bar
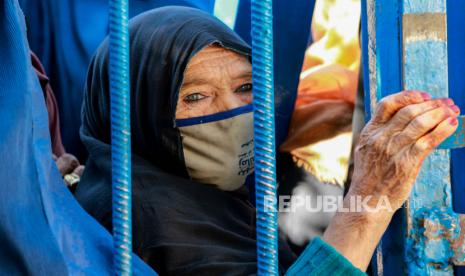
[251,0,278,275]
[234,0,315,147]
[362,1,406,273]
[447,0,465,216]
[109,0,132,275]
[362,0,403,121]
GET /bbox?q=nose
[223,92,245,111]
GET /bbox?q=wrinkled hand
[53,153,85,190]
[349,91,460,211]
[323,91,460,270]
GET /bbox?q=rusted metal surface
[402,12,464,151]
[364,0,465,274]
[451,216,465,265]
[402,13,446,42]
[366,0,379,117]
[362,0,405,274]
[402,0,464,273]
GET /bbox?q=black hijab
[75,6,295,275]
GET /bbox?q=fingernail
[420,92,431,100]
[440,98,453,106]
[445,98,455,106]
[449,117,458,126]
[451,105,461,114]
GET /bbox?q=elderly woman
[75,6,460,275]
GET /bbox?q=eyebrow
[182,71,252,88]
[181,77,210,88]
[237,71,253,80]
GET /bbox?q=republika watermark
[264,195,394,213]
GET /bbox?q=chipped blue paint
[403,41,448,97]
[405,208,458,272]
[364,0,465,274]
[363,0,403,120]
[402,0,464,273]
[362,0,406,274]
[403,0,446,14]
[404,41,465,150]
[409,152,452,209]
[439,117,465,150]
[406,151,460,274]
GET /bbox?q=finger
[403,104,459,138]
[56,153,79,176]
[387,98,454,130]
[372,91,431,123]
[410,116,459,160]
[73,165,85,177]
[395,104,459,147]
[52,154,58,161]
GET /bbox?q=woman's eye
[235,83,253,93]
[184,93,206,103]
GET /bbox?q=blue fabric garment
[286,238,366,276]
[1,2,366,274]
[19,0,314,160]
[18,0,215,161]
[0,1,155,274]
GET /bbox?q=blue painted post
[447,0,465,217]
[402,1,464,273]
[108,0,132,275]
[251,0,279,275]
[361,1,405,273]
[363,0,465,274]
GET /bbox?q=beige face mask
[176,105,254,191]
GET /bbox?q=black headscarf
[75,6,295,275]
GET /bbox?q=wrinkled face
[175,45,253,119]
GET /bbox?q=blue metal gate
[362,0,465,274]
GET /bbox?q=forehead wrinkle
[181,66,219,89]
[183,54,251,89]
[179,45,252,90]
[188,45,249,69]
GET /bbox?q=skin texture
[176,45,252,119]
[176,46,461,271]
[323,91,460,270]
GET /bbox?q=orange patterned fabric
[281,0,361,185]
